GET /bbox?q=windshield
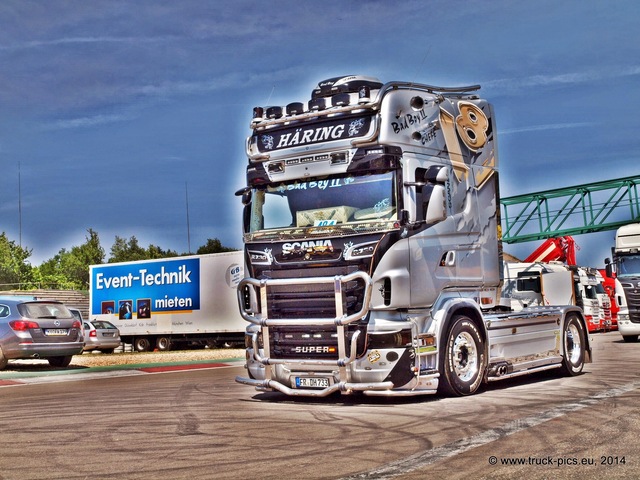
[248,171,396,234]
[583,284,598,300]
[18,302,73,319]
[617,254,640,277]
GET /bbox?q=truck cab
[608,223,640,341]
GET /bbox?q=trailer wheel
[439,315,486,396]
[134,337,152,352]
[560,315,586,376]
[48,356,72,368]
[156,337,172,351]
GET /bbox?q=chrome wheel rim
[452,332,478,381]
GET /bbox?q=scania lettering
[235,75,591,397]
[89,252,245,351]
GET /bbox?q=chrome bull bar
[235,271,377,394]
[236,270,373,327]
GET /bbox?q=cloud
[42,112,135,130]
[499,122,597,135]
[0,35,174,51]
[486,65,640,92]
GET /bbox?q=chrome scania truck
[235,75,591,397]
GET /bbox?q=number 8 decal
[455,101,488,151]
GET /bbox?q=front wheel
[560,315,586,376]
[439,315,486,396]
[622,335,638,343]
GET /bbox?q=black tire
[48,356,72,368]
[100,348,115,354]
[622,335,639,343]
[134,337,152,352]
[0,348,8,370]
[156,336,172,351]
[439,315,486,396]
[560,315,586,376]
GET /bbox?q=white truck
[89,252,245,351]
[234,75,591,397]
[502,262,601,332]
[606,223,640,341]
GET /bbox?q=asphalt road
[1,331,639,480]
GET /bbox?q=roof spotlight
[266,106,283,119]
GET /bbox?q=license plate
[102,332,114,337]
[44,329,68,336]
[295,376,330,389]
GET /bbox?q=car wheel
[622,335,639,343]
[100,348,115,354]
[0,348,8,370]
[48,356,72,368]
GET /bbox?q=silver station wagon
[0,297,84,369]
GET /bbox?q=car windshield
[248,171,396,234]
[92,321,117,330]
[617,254,640,277]
[18,302,73,319]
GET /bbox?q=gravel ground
[1,348,246,373]
[73,348,246,366]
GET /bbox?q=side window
[0,304,9,317]
[516,272,541,293]
[84,322,90,330]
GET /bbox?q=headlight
[367,329,412,348]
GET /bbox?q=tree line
[0,229,237,291]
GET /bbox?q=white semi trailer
[234,75,591,397]
[89,252,245,351]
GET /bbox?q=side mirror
[235,186,252,206]
[605,262,613,278]
[425,185,446,224]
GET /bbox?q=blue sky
[0,0,638,265]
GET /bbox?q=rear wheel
[156,336,172,351]
[100,348,115,354]
[439,315,486,396]
[134,337,152,352]
[0,348,8,370]
[48,356,72,368]
[560,315,586,376]
[622,335,639,343]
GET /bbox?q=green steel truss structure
[500,175,640,244]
